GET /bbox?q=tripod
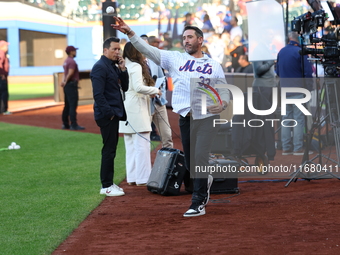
[324,78,340,164]
[285,76,340,187]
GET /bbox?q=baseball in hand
[106,6,115,14]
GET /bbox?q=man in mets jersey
[113,17,230,217]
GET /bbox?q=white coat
[119,58,159,134]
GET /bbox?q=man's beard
[185,43,199,55]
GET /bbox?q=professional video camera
[291,1,340,77]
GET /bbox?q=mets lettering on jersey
[179,60,213,74]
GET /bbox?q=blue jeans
[281,94,306,152]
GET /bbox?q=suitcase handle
[159,148,185,158]
[160,148,180,153]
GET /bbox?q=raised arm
[111,17,161,65]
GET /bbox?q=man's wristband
[126,29,132,35]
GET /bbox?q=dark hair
[240,55,249,62]
[123,42,155,87]
[203,14,210,22]
[148,36,159,44]
[183,26,203,39]
[103,37,120,49]
[140,35,148,42]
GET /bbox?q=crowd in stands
[24,0,202,22]
[23,0,251,73]
[135,0,312,74]
[24,0,314,74]
[138,0,252,74]
[24,0,104,21]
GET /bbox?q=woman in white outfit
[119,42,161,186]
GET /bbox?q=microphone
[152,75,161,101]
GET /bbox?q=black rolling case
[147,148,187,196]
[210,159,239,194]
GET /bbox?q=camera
[291,1,340,77]
[291,10,326,35]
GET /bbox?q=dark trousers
[179,115,220,205]
[179,115,191,170]
[96,117,120,188]
[62,81,79,127]
[0,78,9,113]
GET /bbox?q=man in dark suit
[91,37,129,196]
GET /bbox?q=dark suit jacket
[235,63,253,74]
[91,55,129,121]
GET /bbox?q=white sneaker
[100,184,125,196]
[183,175,213,217]
[183,205,206,217]
[293,149,314,156]
[113,183,124,191]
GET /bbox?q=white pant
[124,132,151,184]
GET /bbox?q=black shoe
[150,135,161,141]
[62,124,70,129]
[183,203,206,217]
[70,125,85,130]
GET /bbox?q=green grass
[0,122,126,255]
[8,83,54,100]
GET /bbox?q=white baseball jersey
[130,34,229,120]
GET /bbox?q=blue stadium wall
[0,11,184,76]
